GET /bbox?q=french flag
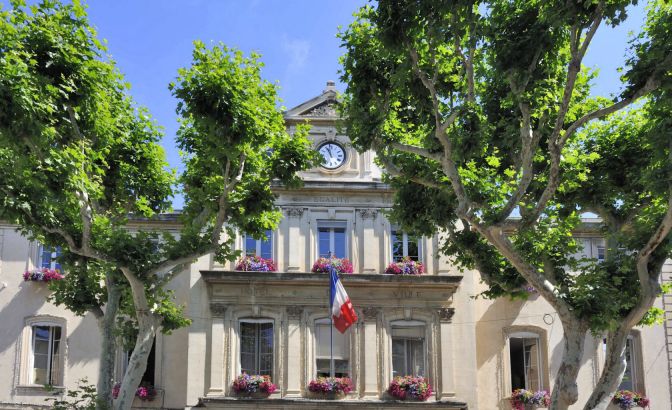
[330,267,358,333]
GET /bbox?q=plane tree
[339,1,672,409]
[0,1,316,409]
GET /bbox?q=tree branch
[389,141,443,162]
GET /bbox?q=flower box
[385,257,424,275]
[510,389,550,410]
[611,390,650,409]
[232,374,277,398]
[311,257,354,274]
[387,376,432,401]
[23,268,64,282]
[235,255,277,272]
[307,377,352,399]
[112,382,157,401]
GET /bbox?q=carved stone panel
[210,303,228,317]
[287,306,304,320]
[357,208,379,219]
[302,101,337,117]
[362,307,380,320]
[284,207,305,218]
[437,307,455,323]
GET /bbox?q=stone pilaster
[357,209,379,273]
[207,304,227,396]
[360,307,380,399]
[285,306,304,397]
[284,207,304,272]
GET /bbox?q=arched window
[391,320,426,377]
[239,319,274,376]
[314,318,350,378]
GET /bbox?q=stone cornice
[201,270,462,287]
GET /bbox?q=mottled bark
[550,321,589,410]
[97,280,121,410]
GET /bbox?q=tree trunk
[113,312,159,410]
[582,330,628,410]
[549,321,588,410]
[97,280,121,410]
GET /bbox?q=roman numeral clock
[318,142,346,170]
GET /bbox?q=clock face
[318,142,346,169]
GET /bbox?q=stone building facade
[0,82,671,409]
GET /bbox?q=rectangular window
[31,325,62,385]
[39,245,62,271]
[244,230,273,259]
[391,230,420,262]
[315,319,349,377]
[391,321,425,377]
[510,336,541,391]
[318,221,347,259]
[240,321,273,376]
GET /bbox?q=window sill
[16,385,65,394]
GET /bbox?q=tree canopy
[0,1,317,408]
[339,1,672,409]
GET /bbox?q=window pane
[391,231,403,262]
[406,235,420,261]
[409,339,425,376]
[333,228,345,258]
[619,339,635,390]
[260,231,272,259]
[392,338,406,377]
[318,228,331,258]
[245,236,257,256]
[524,339,539,391]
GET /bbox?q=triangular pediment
[284,82,340,121]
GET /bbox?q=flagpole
[330,267,335,378]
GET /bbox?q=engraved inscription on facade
[313,196,348,204]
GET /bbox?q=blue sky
[83,1,646,209]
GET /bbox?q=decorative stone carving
[437,307,455,323]
[286,306,304,320]
[210,303,228,317]
[362,307,379,320]
[358,208,378,219]
[302,101,337,117]
[284,207,304,218]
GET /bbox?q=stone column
[284,207,304,272]
[437,307,456,399]
[206,304,227,396]
[360,307,380,399]
[358,209,379,273]
[285,306,304,397]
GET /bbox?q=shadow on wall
[475,296,525,410]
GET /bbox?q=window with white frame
[244,230,273,259]
[39,245,62,270]
[315,318,350,377]
[509,332,542,391]
[391,320,426,377]
[318,221,347,259]
[30,324,63,385]
[602,336,641,391]
[579,238,605,262]
[118,339,156,385]
[240,320,273,376]
[391,230,421,262]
